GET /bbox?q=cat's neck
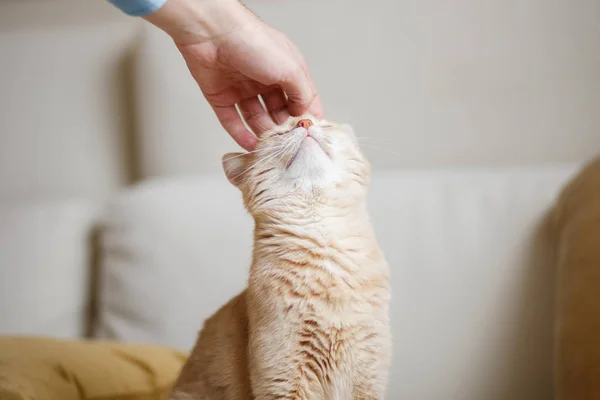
[251,201,382,273]
[255,200,372,236]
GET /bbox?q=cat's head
[222,115,370,215]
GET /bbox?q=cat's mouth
[285,134,330,169]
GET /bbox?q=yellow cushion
[554,157,600,400]
[0,336,187,400]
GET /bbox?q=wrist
[143,0,254,44]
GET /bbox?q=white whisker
[223,144,287,162]
[277,136,300,165]
[232,147,288,182]
[223,148,267,161]
[250,118,270,134]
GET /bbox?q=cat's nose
[297,119,313,129]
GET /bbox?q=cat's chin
[286,136,329,169]
[285,138,334,185]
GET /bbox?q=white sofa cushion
[97,164,578,399]
[96,177,252,347]
[0,200,98,338]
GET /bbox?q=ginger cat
[170,116,392,400]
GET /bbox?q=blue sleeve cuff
[107,0,169,17]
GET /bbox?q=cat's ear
[222,152,249,188]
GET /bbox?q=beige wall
[0,0,139,201]
[136,0,600,176]
[1,0,599,197]
[273,0,600,170]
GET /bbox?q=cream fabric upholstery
[0,200,98,338]
[0,1,138,338]
[96,177,251,346]
[97,165,578,399]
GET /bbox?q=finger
[307,93,323,119]
[279,64,315,117]
[238,96,276,136]
[284,38,323,118]
[304,73,323,119]
[261,88,290,125]
[211,104,258,151]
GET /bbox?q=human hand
[144,0,322,151]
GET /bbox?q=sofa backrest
[95,165,578,399]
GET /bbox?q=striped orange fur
[171,116,391,400]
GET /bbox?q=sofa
[1,1,600,399]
